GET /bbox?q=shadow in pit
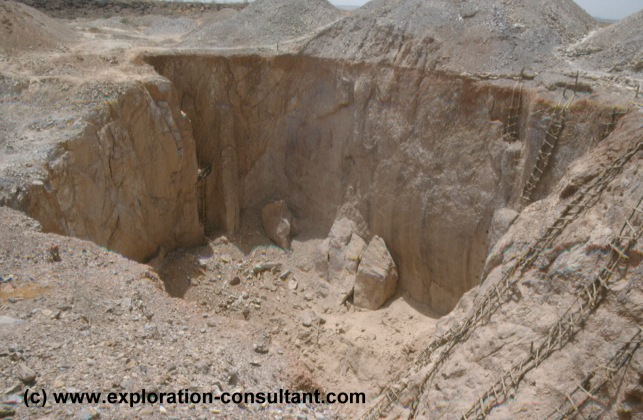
[152,245,214,298]
[378,290,442,319]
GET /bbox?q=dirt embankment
[302,0,597,74]
[565,9,643,74]
[0,0,75,53]
[181,0,344,49]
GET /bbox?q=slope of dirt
[0,0,75,54]
[181,0,343,49]
[0,207,342,419]
[566,9,643,74]
[303,0,597,73]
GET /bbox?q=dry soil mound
[567,9,643,74]
[181,0,342,48]
[303,0,596,73]
[0,0,75,54]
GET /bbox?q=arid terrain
[0,0,642,419]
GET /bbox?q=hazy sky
[329,0,643,20]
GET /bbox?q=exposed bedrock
[17,79,204,262]
[146,54,618,313]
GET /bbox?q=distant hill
[181,0,343,48]
[303,0,597,74]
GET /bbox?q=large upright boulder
[315,218,367,283]
[353,236,398,310]
[261,200,295,249]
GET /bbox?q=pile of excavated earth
[182,0,344,49]
[0,0,641,419]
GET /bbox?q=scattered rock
[0,316,23,327]
[15,363,36,384]
[195,361,210,374]
[279,270,291,280]
[353,236,398,310]
[48,244,61,262]
[3,383,22,395]
[77,407,100,420]
[301,310,324,328]
[261,200,295,249]
[253,342,269,353]
[253,262,281,275]
[0,405,15,418]
[253,335,270,354]
[229,276,241,286]
[143,323,159,339]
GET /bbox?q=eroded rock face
[261,200,294,249]
[25,80,203,262]
[407,115,643,418]
[488,208,519,248]
[353,235,398,310]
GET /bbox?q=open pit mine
[0,0,642,419]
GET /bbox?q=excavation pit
[136,52,622,315]
[1,1,641,418]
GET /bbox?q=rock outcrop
[353,235,398,310]
[2,78,203,262]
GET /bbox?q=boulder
[344,233,367,274]
[353,236,398,310]
[16,363,36,384]
[261,200,294,249]
[318,218,367,282]
[328,218,357,276]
